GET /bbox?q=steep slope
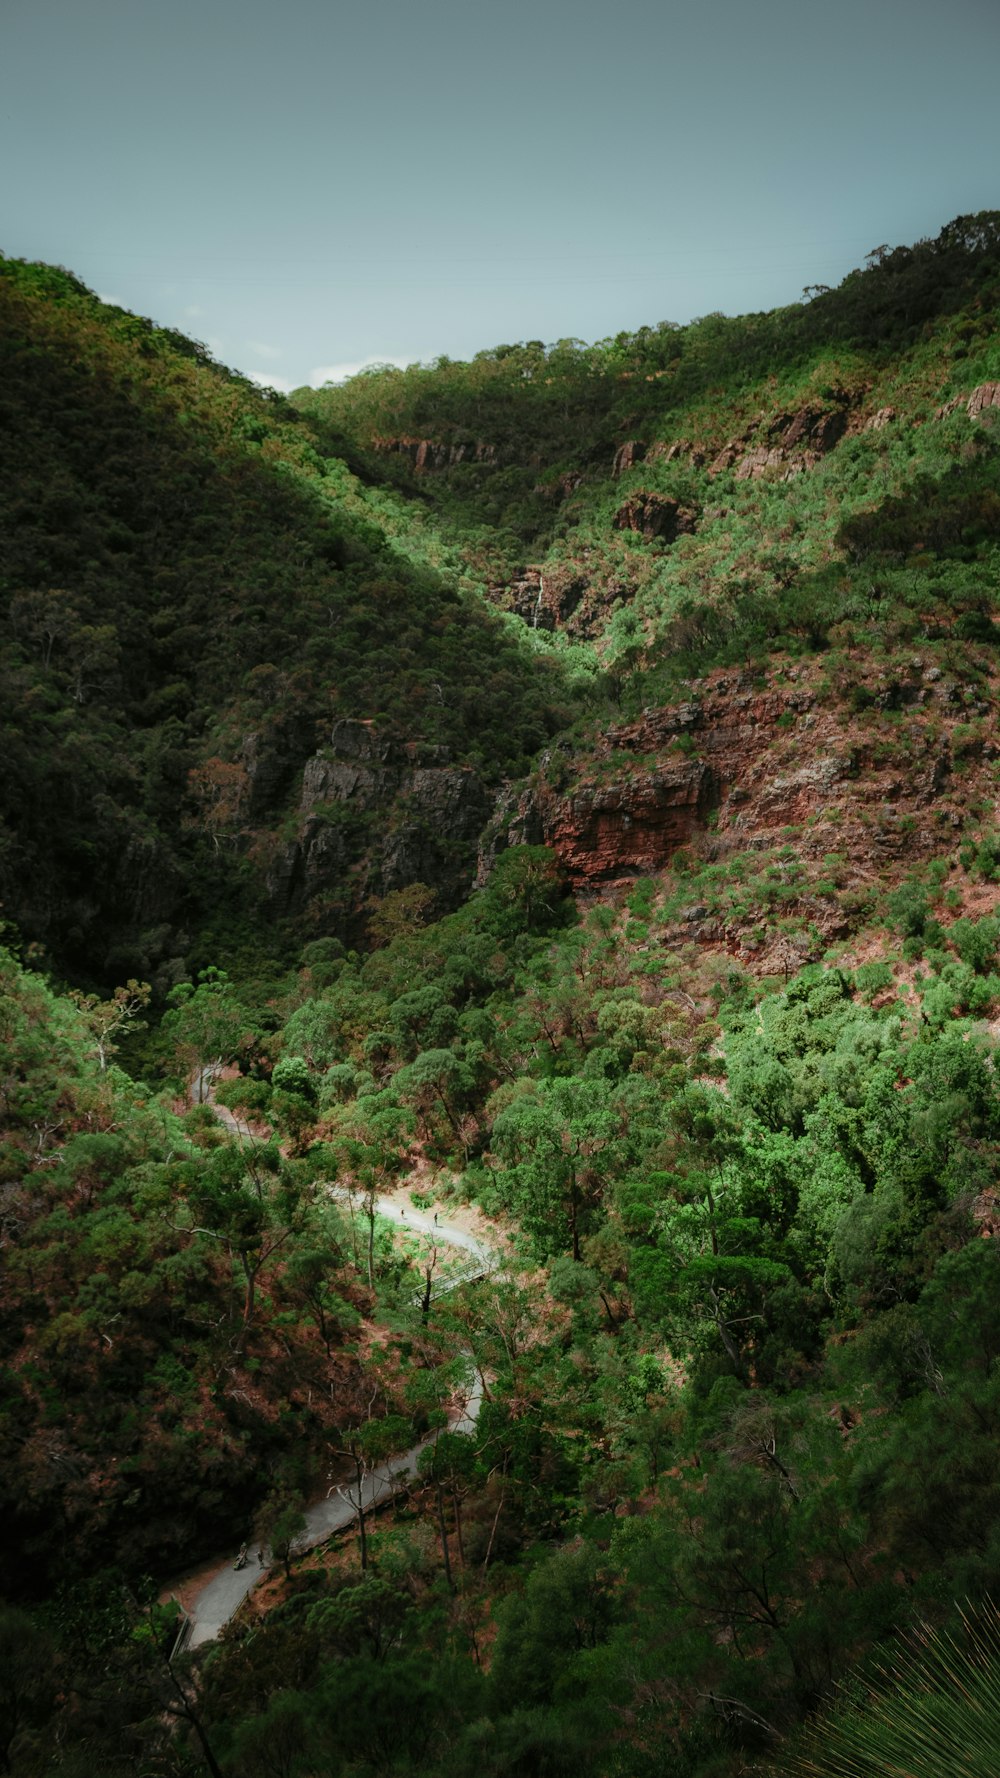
[0,945,389,1597]
[4,221,999,987]
[292,211,1000,940]
[0,258,588,985]
[298,212,1000,694]
[6,219,1000,1778]
[481,646,1000,943]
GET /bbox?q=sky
[2,0,999,392]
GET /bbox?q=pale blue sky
[2,0,998,389]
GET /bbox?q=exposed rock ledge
[478,744,720,889]
[371,435,498,471]
[935,381,1000,422]
[478,662,993,895]
[490,566,632,641]
[268,720,491,921]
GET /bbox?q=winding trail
[175,1068,496,1650]
[183,1359,484,1649]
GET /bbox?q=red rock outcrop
[777,405,848,452]
[477,755,717,888]
[545,761,719,881]
[612,440,647,475]
[493,569,583,633]
[613,492,698,542]
[371,436,498,471]
[478,659,1000,902]
[709,396,854,480]
[491,564,637,641]
[708,441,742,475]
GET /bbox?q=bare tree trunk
[570,1173,581,1264]
[707,1282,744,1375]
[482,1486,506,1573]
[421,1245,438,1324]
[354,1453,368,1573]
[453,1489,466,1569]
[165,1662,226,1778]
[241,1258,256,1342]
[436,1482,454,1593]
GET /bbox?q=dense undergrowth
[3,215,1000,1777]
[6,834,1000,1775]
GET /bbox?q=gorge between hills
[3,215,1000,1777]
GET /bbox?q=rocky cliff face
[490,563,635,641]
[651,381,999,486]
[479,655,1000,946]
[706,392,855,479]
[540,757,720,880]
[372,436,499,471]
[257,649,999,959]
[611,440,647,475]
[935,381,1000,421]
[613,492,698,542]
[268,719,492,927]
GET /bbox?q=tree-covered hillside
[7,842,1000,1775]
[4,216,1000,1778]
[4,217,999,986]
[299,212,1000,694]
[0,257,587,985]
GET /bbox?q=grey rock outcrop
[935,382,1000,422]
[268,720,491,923]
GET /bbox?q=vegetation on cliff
[299,211,1000,693]
[3,214,1000,1777]
[0,255,587,983]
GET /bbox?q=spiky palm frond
[788,1598,1000,1778]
